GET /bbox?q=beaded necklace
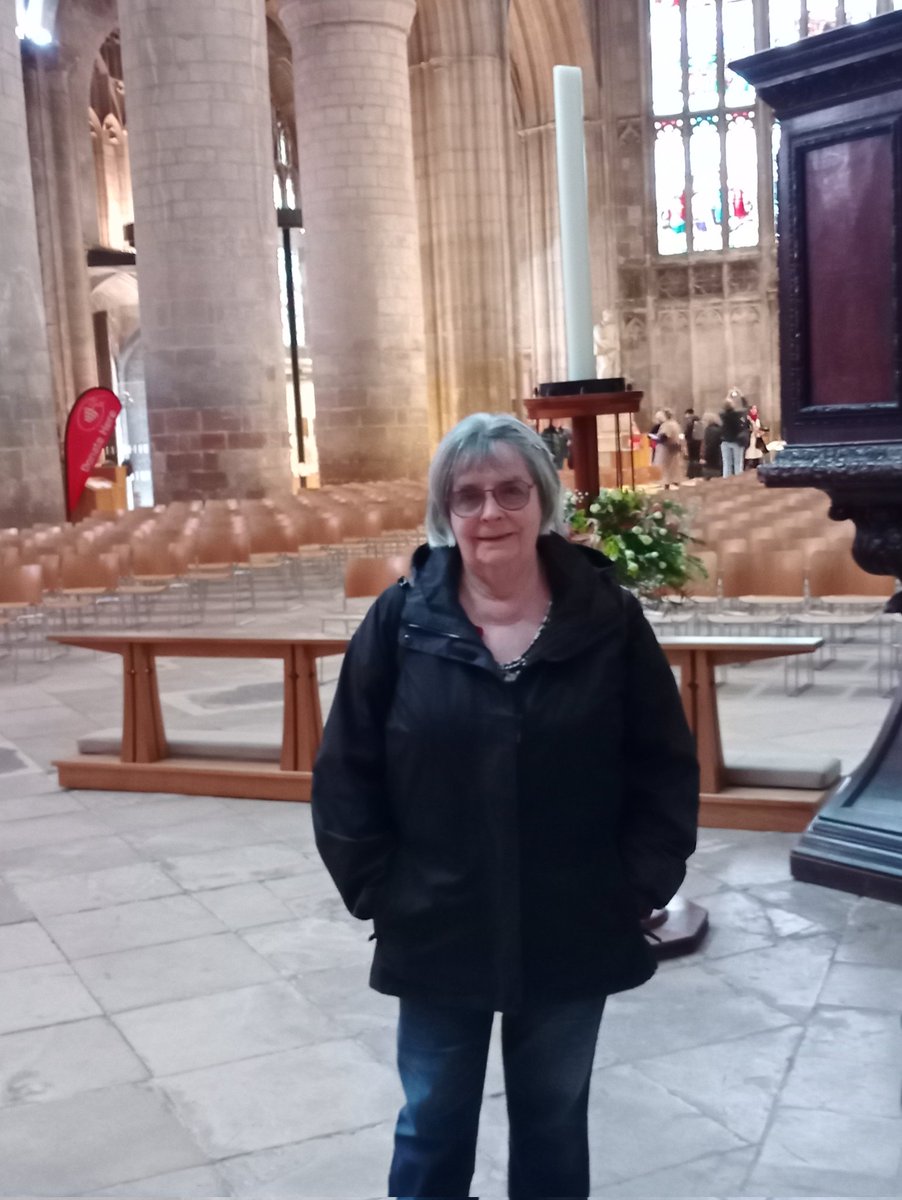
[493,601,553,682]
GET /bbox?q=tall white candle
[553,65,595,382]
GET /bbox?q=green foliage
[566,488,706,598]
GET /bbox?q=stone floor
[0,589,901,1198]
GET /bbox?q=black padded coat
[311,533,699,1012]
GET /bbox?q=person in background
[700,411,723,479]
[311,412,699,1200]
[719,395,747,477]
[654,407,684,490]
[743,405,769,468]
[647,408,665,455]
[683,407,703,479]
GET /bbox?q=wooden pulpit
[735,12,902,903]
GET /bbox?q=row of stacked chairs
[0,483,427,668]
[654,472,900,693]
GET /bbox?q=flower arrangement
[564,488,706,599]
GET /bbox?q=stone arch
[508,0,597,129]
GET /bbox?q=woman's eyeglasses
[449,480,535,518]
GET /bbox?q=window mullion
[717,0,729,252]
[681,0,695,253]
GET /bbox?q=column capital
[279,0,417,40]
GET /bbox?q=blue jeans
[388,995,605,1199]
[721,440,745,476]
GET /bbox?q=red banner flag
[64,387,123,518]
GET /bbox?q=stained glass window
[650,1,902,254]
[650,0,758,254]
[687,0,719,112]
[650,0,684,115]
[15,0,53,44]
[768,1,902,44]
[655,119,689,255]
[726,112,758,246]
[690,116,723,251]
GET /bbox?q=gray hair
[425,412,563,547]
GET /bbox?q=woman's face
[448,443,543,574]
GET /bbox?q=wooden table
[660,635,824,830]
[51,633,347,801]
[52,630,825,829]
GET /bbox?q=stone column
[410,0,517,429]
[118,0,289,501]
[280,0,430,483]
[0,1,65,526]
[23,48,98,427]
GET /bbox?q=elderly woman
[312,413,698,1200]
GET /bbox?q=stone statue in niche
[593,310,621,379]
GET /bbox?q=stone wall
[0,0,65,526]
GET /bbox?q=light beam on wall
[15,0,53,46]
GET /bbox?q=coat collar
[402,533,626,665]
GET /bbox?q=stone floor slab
[779,1007,902,1119]
[630,1025,803,1144]
[0,962,101,1035]
[703,932,838,1017]
[240,915,372,976]
[0,1083,209,1195]
[88,1163,234,1198]
[0,882,32,926]
[593,1145,758,1197]
[220,1124,393,1199]
[0,920,65,972]
[113,980,338,1076]
[193,882,294,929]
[0,835,142,885]
[0,811,115,853]
[598,962,792,1063]
[819,960,902,1011]
[836,896,902,970]
[121,815,279,859]
[12,862,182,919]
[41,894,226,960]
[161,1040,402,1158]
[0,1017,147,1107]
[0,791,85,823]
[162,843,314,892]
[587,1063,747,1187]
[756,1104,902,1178]
[71,933,279,1012]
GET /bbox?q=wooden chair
[344,554,411,605]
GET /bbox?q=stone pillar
[118,0,289,501]
[410,0,517,430]
[280,0,430,483]
[0,2,65,526]
[23,48,98,428]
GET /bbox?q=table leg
[693,651,725,794]
[292,644,326,774]
[127,644,167,763]
[281,648,299,772]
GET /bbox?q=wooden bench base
[699,785,827,833]
[55,755,310,802]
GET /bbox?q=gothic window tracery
[649,0,902,256]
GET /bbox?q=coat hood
[403,533,627,664]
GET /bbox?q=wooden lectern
[525,380,643,498]
[735,13,902,904]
